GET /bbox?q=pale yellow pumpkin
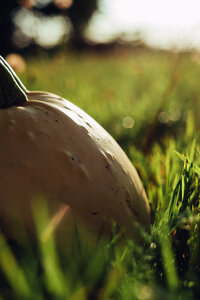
[0,56,150,247]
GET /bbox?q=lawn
[1,49,200,299]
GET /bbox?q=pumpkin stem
[0,56,28,108]
[0,56,28,93]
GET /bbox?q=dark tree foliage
[68,0,99,48]
[0,0,98,55]
[0,0,19,55]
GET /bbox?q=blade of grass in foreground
[32,198,69,298]
[0,231,32,299]
[175,150,200,177]
[159,224,179,291]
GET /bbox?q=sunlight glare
[87,0,200,49]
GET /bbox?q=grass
[1,49,200,299]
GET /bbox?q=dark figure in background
[0,0,98,56]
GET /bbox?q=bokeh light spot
[157,111,169,124]
[122,116,135,128]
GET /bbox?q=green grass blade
[159,226,179,291]
[32,198,68,298]
[0,232,31,298]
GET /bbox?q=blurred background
[2,0,200,54]
[1,0,200,153]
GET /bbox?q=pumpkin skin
[0,58,150,247]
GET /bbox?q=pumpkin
[0,56,150,247]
